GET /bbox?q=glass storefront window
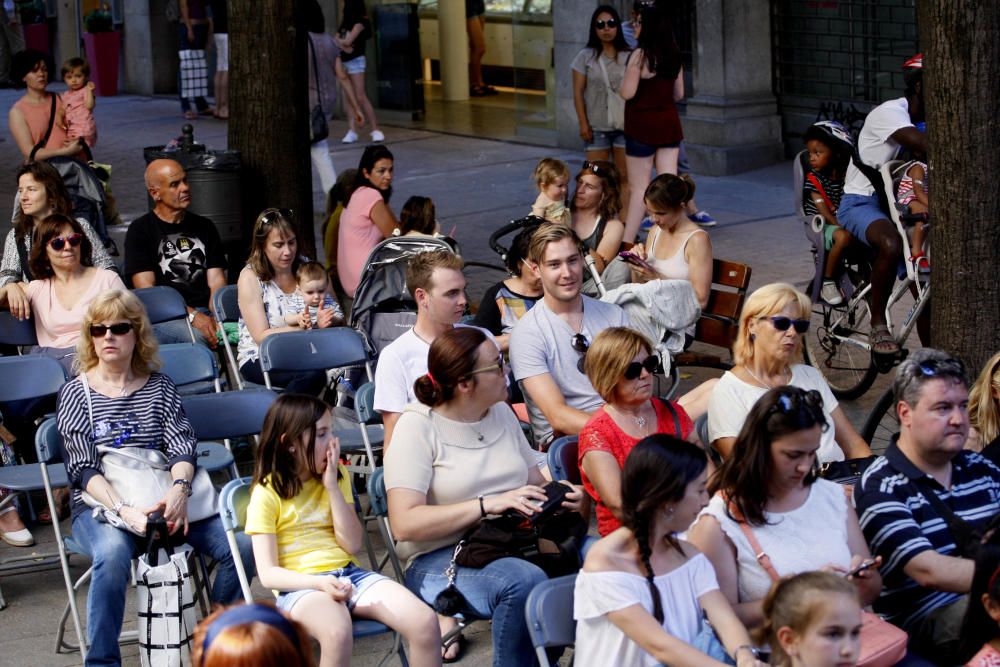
[417,0,552,23]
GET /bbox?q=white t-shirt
[843,97,913,197]
[574,553,719,667]
[707,364,844,463]
[694,480,852,603]
[509,295,630,446]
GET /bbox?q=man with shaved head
[124,158,227,346]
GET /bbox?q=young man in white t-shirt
[837,54,928,357]
[373,250,467,448]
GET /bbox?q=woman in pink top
[337,144,398,299]
[7,50,84,161]
[0,214,124,373]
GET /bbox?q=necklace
[96,372,132,396]
[744,365,787,389]
[608,404,648,434]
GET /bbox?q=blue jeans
[405,546,548,667]
[72,511,254,667]
[152,307,211,346]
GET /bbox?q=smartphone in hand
[619,251,656,273]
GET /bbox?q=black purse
[308,35,329,144]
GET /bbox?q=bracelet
[478,495,486,518]
[111,498,130,515]
[173,478,193,497]
[735,645,760,660]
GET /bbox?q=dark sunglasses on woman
[49,233,83,251]
[594,19,618,29]
[765,315,810,334]
[624,355,661,380]
[90,322,134,338]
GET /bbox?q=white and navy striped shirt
[855,440,1000,629]
[56,372,197,519]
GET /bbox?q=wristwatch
[173,479,193,497]
[187,311,197,323]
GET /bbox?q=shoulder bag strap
[308,35,323,110]
[80,373,95,434]
[887,451,978,543]
[29,93,57,162]
[726,497,781,582]
[15,237,32,281]
[657,397,682,436]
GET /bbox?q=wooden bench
[673,259,752,369]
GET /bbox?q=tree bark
[918,0,1000,372]
[229,1,315,261]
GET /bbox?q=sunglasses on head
[769,388,824,418]
[594,18,618,29]
[624,354,661,380]
[572,333,589,373]
[258,208,294,229]
[49,233,82,251]
[915,358,965,378]
[765,315,810,334]
[89,322,133,338]
[582,160,608,176]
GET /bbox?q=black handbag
[308,35,329,144]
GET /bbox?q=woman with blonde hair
[706,282,870,462]
[58,290,252,667]
[969,351,1000,464]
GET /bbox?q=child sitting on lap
[530,157,571,226]
[61,56,97,149]
[284,261,344,329]
[245,394,441,667]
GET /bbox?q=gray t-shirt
[571,48,630,132]
[509,295,630,446]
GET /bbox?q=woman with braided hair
[573,434,764,667]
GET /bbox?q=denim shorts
[837,193,887,245]
[342,55,366,75]
[276,563,389,612]
[585,129,626,152]
[626,134,680,158]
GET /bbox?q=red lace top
[578,399,693,536]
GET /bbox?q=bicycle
[799,158,931,400]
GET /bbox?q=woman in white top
[574,434,763,667]
[386,326,585,665]
[688,386,881,631]
[706,282,871,462]
[237,209,333,394]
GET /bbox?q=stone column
[683,0,783,175]
[55,1,79,67]
[123,0,177,95]
[553,0,592,148]
[438,0,468,101]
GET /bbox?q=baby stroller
[47,156,115,252]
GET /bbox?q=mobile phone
[844,558,877,578]
[526,481,571,525]
[618,251,655,273]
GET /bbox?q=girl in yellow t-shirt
[245,394,441,667]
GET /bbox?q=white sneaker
[821,279,843,306]
[370,130,385,142]
[341,130,359,144]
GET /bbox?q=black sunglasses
[90,322,134,338]
[915,358,966,377]
[49,233,83,251]
[594,18,618,29]
[765,316,810,334]
[582,160,608,176]
[624,354,661,380]
[768,388,825,420]
[572,333,589,373]
[258,208,294,228]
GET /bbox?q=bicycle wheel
[803,296,878,400]
[861,387,897,455]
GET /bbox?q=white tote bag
[136,540,197,667]
[598,55,626,131]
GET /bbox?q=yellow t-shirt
[244,466,357,575]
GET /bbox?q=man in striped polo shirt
[855,349,1000,664]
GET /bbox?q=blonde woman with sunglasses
[969,351,1000,464]
[706,283,870,463]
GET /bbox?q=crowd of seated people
[3,37,996,667]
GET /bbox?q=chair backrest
[213,284,240,323]
[158,343,220,390]
[367,466,389,517]
[182,389,278,441]
[547,436,580,485]
[354,381,381,425]
[133,286,189,325]
[693,259,753,351]
[260,327,371,374]
[0,311,38,348]
[525,574,578,664]
[792,149,808,220]
[35,417,63,464]
[219,476,253,532]
[0,354,66,402]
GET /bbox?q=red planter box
[83,31,120,97]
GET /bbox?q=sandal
[470,85,491,97]
[183,111,198,120]
[442,627,466,663]
[0,506,34,547]
[37,487,70,524]
[870,325,899,357]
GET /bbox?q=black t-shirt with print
[124,211,226,308]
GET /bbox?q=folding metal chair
[365,467,405,581]
[525,574,578,667]
[212,284,244,390]
[546,435,581,485]
[134,286,196,343]
[158,342,222,395]
[0,311,38,351]
[182,389,279,474]
[218,477,409,666]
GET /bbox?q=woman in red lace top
[579,327,693,535]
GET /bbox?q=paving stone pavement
[0,89,907,665]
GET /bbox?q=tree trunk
[918,0,1000,372]
[229,1,315,262]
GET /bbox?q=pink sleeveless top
[14,94,71,153]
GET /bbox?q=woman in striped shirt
[57,289,253,667]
